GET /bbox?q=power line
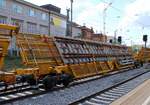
[100,0,145,27]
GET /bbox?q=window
[11,19,23,32]
[27,22,37,33]
[0,0,5,8]
[13,4,22,14]
[40,25,48,35]
[28,9,35,17]
[0,16,7,24]
[41,13,47,20]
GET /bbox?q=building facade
[1,0,106,56]
[77,26,107,42]
[0,0,68,36]
[0,0,73,56]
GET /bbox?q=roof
[40,4,61,13]
[15,0,66,19]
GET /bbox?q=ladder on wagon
[15,33,64,77]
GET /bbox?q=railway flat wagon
[0,24,135,90]
[14,33,135,89]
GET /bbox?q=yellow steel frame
[0,24,19,70]
[0,24,19,84]
[136,47,150,62]
[0,24,18,31]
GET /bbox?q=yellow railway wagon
[0,24,135,89]
[14,34,135,89]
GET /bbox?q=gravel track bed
[74,68,150,105]
[5,66,150,105]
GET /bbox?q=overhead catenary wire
[100,0,146,27]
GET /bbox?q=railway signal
[118,36,122,44]
[143,35,148,48]
[109,39,113,43]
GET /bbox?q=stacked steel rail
[53,36,134,78]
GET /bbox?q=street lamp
[114,28,123,44]
[113,16,121,44]
[114,29,117,44]
[66,8,70,36]
[70,0,73,37]
[103,2,112,35]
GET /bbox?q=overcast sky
[26,0,150,46]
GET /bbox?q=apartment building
[0,0,87,56]
[0,0,69,56]
[0,0,67,35]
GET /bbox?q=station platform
[111,79,150,105]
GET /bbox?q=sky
[25,0,150,46]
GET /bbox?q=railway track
[69,69,150,105]
[0,67,148,105]
[0,82,64,105]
